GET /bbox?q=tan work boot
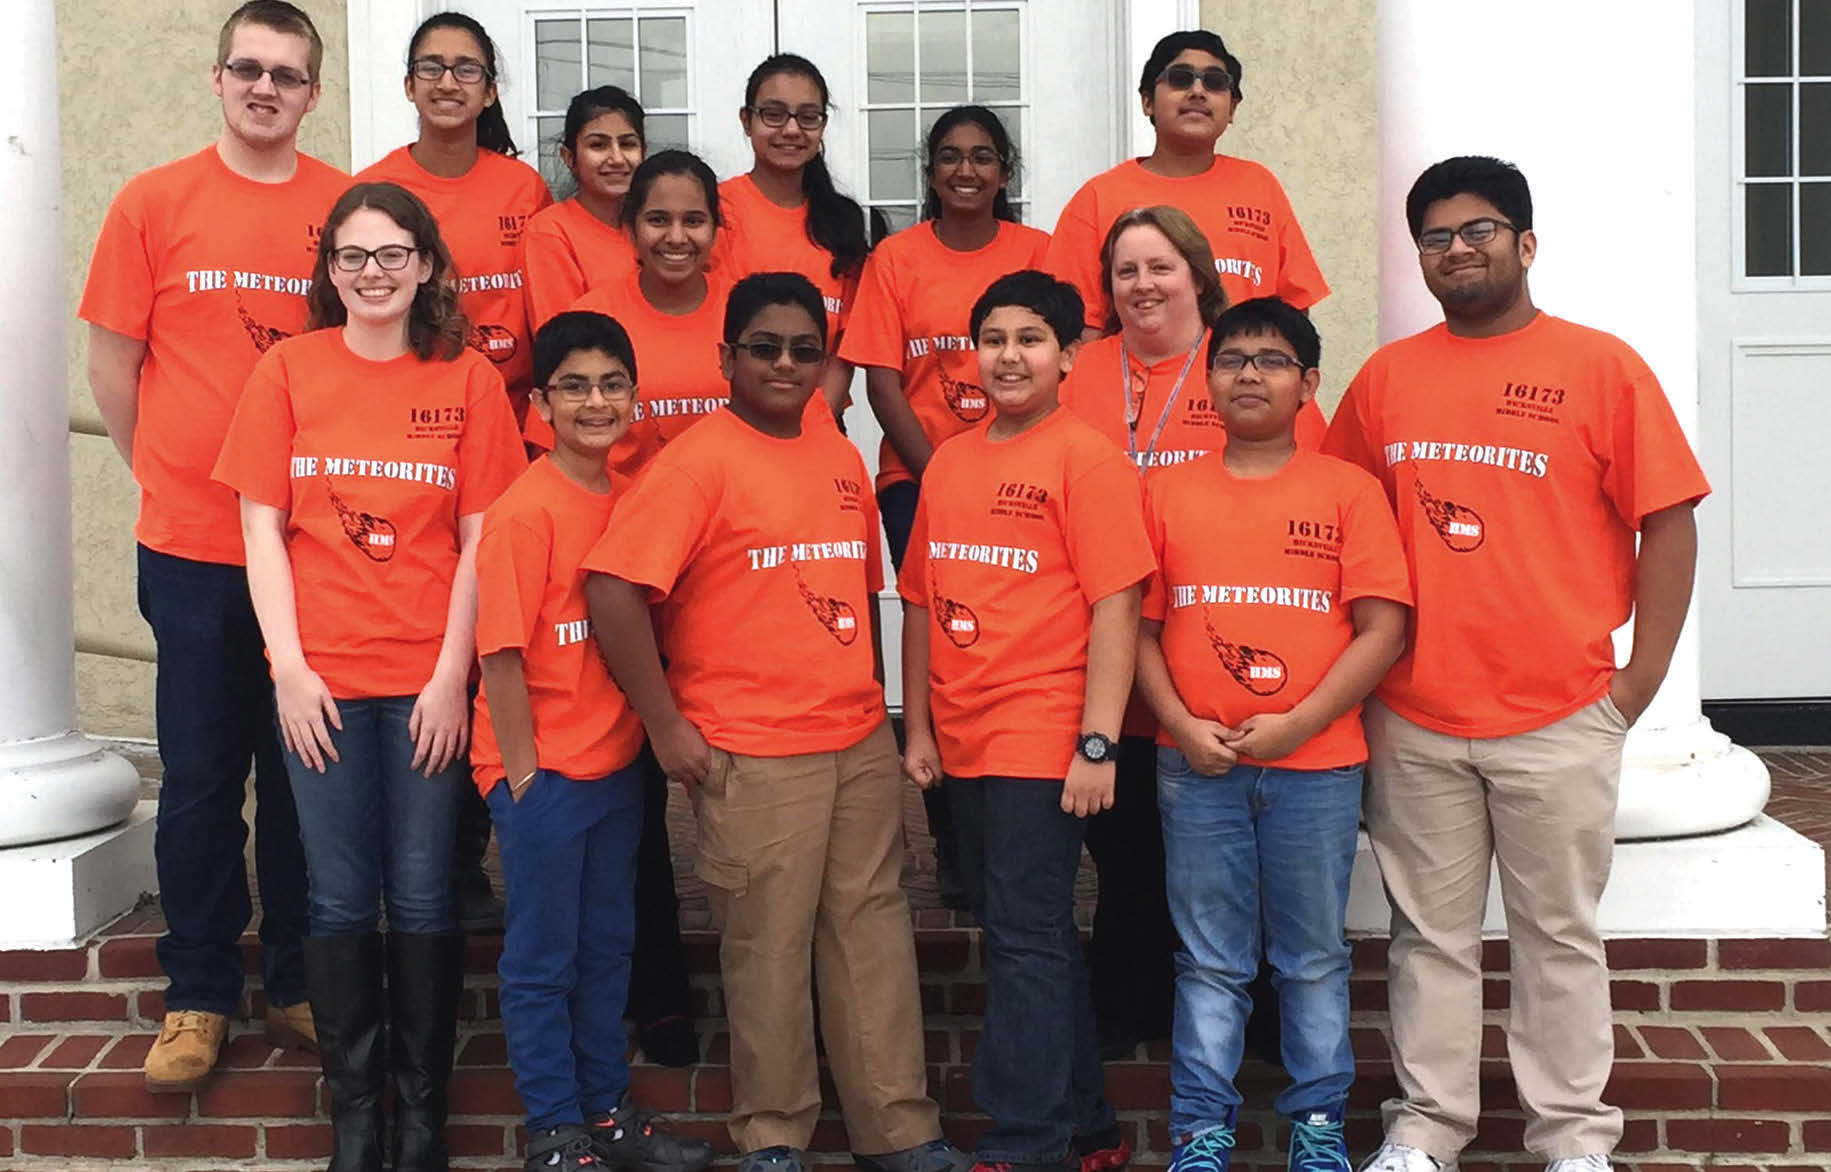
[144,1009,228,1092]
[265,1000,318,1053]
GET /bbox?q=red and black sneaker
[526,1126,611,1170]
[1074,1127,1132,1172]
[587,1099,715,1172]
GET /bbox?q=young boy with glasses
[585,274,963,1172]
[472,311,715,1172]
[1045,30,1329,341]
[900,270,1151,1172]
[79,0,347,1094]
[1136,298,1411,1172]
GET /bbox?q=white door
[1697,0,1831,702]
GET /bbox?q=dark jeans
[1082,736,1178,1044]
[880,481,960,889]
[490,764,644,1131]
[949,775,1114,1165]
[282,696,465,935]
[137,544,307,1012]
[626,743,694,1027]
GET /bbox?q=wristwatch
[1076,731,1117,764]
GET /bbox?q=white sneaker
[1358,1143,1449,1172]
[1546,1158,1610,1172]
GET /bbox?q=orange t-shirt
[897,409,1156,780]
[1322,313,1711,737]
[1142,450,1411,770]
[715,173,861,334]
[78,146,349,565]
[1063,331,1326,472]
[357,147,553,418]
[470,456,645,793]
[1044,156,1329,330]
[582,407,887,756]
[838,220,1052,491]
[212,330,527,699]
[520,197,638,329]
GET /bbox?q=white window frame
[852,0,1031,231]
[1731,0,1831,290]
[521,4,697,183]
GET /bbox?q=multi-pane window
[530,9,692,193]
[1740,0,1831,279]
[861,2,1026,234]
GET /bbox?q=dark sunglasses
[1159,63,1233,94]
[731,339,826,365]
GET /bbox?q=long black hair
[620,149,722,231]
[743,54,871,280]
[554,86,645,198]
[408,12,520,157]
[921,105,1019,224]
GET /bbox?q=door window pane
[1801,182,1831,274]
[1747,0,1792,75]
[639,17,689,108]
[536,18,583,111]
[647,114,690,151]
[586,18,635,89]
[1746,183,1793,276]
[919,10,969,103]
[1803,0,1831,74]
[537,115,568,193]
[867,10,915,102]
[869,109,919,200]
[972,9,1022,102]
[1803,84,1831,174]
[1745,83,1792,176]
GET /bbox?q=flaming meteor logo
[1413,476,1485,552]
[792,559,859,645]
[325,478,397,563]
[1202,610,1287,696]
[938,367,988,422]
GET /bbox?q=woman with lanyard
[718,53,878,419]
[839,104,1048,908]
[522,86,646,330]
[1061,205,1326,1061]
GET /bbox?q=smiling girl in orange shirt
[521,86,646,329]
[213,182,524,1172]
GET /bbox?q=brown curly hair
[306,181,467,360]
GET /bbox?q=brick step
[4,1033,1830,1171]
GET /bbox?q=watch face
[1080,734,1110,761]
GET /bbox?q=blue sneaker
[1287,1108,1350,1172]
[1169,1125,1235,1172]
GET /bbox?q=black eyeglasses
[934,146,1003,168]
[731,339,826,365]
[329,245,420,273]
[542,377,635,403]
[747,103,828,131]
[1158,64,1233,94]
[1211,350,1306,374]
[221,58,312,90]
[410,57,490,84]
[1417,217,1519,255]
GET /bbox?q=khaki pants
[692,721,940,1155]
[1363,696,1628,1162]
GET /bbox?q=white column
[1376,0,1768,839]
[0,0,140,848]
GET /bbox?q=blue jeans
[949,775,1115,1165]
[1157,748,1362,1137]
[137,545,307,1012]
[282,696,465,935]
[490,765,643,1131]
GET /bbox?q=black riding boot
[304,933,386,1172]
[387,932,463,1172]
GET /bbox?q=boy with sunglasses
[473,312,714,1172]
[585,274,962,1172]
[1136,298,1410,1172]
[79,0,348,1093]
[1045,29,1329,338]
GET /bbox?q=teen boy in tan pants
[1323,157,1710,1172]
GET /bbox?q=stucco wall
[60,0,349,739]
[1198,0,1379,413]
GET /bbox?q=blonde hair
[1098,205,1228,333]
